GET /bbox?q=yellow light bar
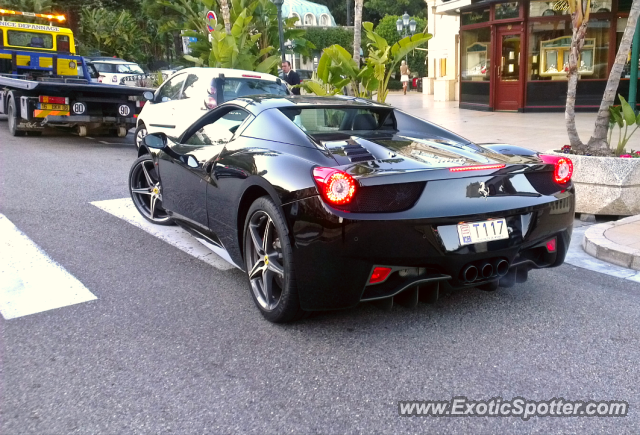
[0,9,65,21]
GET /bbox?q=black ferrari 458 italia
[130,95,575,323]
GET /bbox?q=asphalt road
[2,120,640,434]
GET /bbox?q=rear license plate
[38,103,69,110]
[457,218,508,246]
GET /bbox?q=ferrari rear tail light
[449,164,506,172]
[546,238,557,252]
[313,167,357,206]
[540,155,574,184]
[369,267,392,284]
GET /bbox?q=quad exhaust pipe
[462,265,478,282]
[462,258,510,283]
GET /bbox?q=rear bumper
[44,115,136,125]
[282,189,575,311]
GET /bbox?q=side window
[56,35,70,52]
[185,109,250,146]
[156,75,186,103]
[181,74,200,100]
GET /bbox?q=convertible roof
[227,95,391,116]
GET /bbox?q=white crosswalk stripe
[0,214,97,320]
[91,198,236,270]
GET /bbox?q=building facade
[426,0,639,111]
[282,0,337,72]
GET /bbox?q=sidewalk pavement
[583,216,640,271]
[386,92,599,154]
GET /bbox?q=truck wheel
[78,125,87,137]
[7,98,26,137]
[117,126,127,137]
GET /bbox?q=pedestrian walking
[281,61,301,96]
[400,60,410,95]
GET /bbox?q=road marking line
[0,214,97,320]
[91,198,235,271]
[565,225,640,283]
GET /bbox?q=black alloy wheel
[244,196,305,323]
[129,155,173,225]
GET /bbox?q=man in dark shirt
[281,61,301,95]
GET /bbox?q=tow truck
[0,9,150,137]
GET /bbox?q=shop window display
[528,19,610,80]
[461,28,491,81]
[539,36,596,78]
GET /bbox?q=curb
[582,215,640,271]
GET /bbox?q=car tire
[7,98,25,137]
[135,122,147,149]
[129,155,174,226]
[243,196,306,323]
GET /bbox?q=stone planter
[547,151,640,216]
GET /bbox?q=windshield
[221,78,289,101]
[7,31,53,49]
[94,63,116,73]
[279,107,394,134]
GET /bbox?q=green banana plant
[299,22,431,102]
[608,95,640,156]
[207,9,280,73]
[361,21,431,103]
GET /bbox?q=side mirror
[143,91,154,101]
[143,133,167,149]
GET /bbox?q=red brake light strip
[449,164,506,172]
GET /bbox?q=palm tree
[352,0,363,65]
[586,0,640,153]
[565,0,591,149]
[219,0,232,35]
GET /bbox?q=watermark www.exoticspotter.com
[398,397,628,421]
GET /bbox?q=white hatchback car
[135,67,290,148]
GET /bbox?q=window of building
[304,13,316,26]
[495,2,520,20]
[291,13,301,25]
[461,7,490,26]
[528,18,610,80]
[320,14,330,26]
[461,27,491,81]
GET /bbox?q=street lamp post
[396,12,417,64]
[272,0,286,62]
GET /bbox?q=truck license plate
[457,218,509,246]
[38,103,69,111]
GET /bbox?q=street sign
[206,11,217,33]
